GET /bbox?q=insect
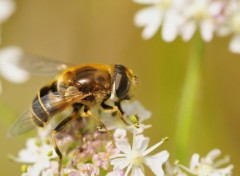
[8,54,137,175]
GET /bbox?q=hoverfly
[8,54,137,175]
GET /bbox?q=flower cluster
[13,100,235,176]
[176,149,234,176]
[0,46,30,94]
[133,0,240,54]
[13,101,170,176]
[0,0,30,94]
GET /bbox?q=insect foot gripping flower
[100,100,152,134]
[0,46,29,94]
[178,149,234,176]
[110,133,169,176]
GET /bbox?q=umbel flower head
[133,0,240,54]
[0,46,30,94]
[178,149,234,176]
[110,133,169,176]
[13,100,170,176]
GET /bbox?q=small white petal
[127,123,152,134]
[200,20,214,42]
[111,157,129,170]
[114,128,127,140]
[124,164,133,176]
[216,164,234,174]
[144,151,169,176]
[132,134,149,153]
[217,25,231,37]
[205,149,221,164]
[229,34,240,54]
[131,167,145,176]
[116,139,131,154]
[190,154,200,170]
[121,100,151,121]
[0,46,30,83]
[134,6,163,39]
[0,0,16,23]
[162,11,182,42]
[181,21,196,41]
[133,0,160,5]
[209,2,223,16]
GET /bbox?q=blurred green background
[0,0,240,175]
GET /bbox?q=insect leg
[81,109,115,147]
[51,108,79,176]
[101,102,130,125]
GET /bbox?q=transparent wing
[8,109,36,137]
[16,54,69,76]
[8,91,90,137]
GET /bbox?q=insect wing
[8,92,90,136]
[17,54,69,76]
[8,109,36,137]
[32,92,90,120]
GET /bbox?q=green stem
[176,32,205,162]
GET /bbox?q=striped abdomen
[31,81,60,127]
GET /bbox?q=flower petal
[190,153,200,170]
[116,138,131,154]
[131,166,145,176]
[144,150,169,176]
[0,0,15,23]
[181,21,196,41]
[162,10,182,42]
[0,46,30,83]
[133,0,160,5]
[229,34,240,54]
[111,157,129,170]
[215,164,234,175]
[134,6,163,39]
[205,149,221,163]
[200,20,214,42]
[132,134,149,153]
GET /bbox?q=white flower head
[179,0,222,42]
[121,100,152,134]
[217,1,240,53]
[0,46,30,93]
[100,100,152,134]
[178,149,234,176]
[134,0,183,41]
[14,137,57,176]
[133,0,240,54]
[0,0,16,24]
[110,133,169,176]
[164,161,187,176]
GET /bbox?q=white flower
[134,0,183,41]
[178,149,234,176]
[100,101,152,134]
[164,161,187,176]
[218,1,240,53]
[14,137,57,176]
[0,0,15,24]
[179,0,223,42]
[121,100,152,134]
[0,46,29,94]
[110,134,169,176]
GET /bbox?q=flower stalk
[176,31,205,162]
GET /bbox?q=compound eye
[115,70,130,99]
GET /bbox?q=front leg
[101,101,130,125]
